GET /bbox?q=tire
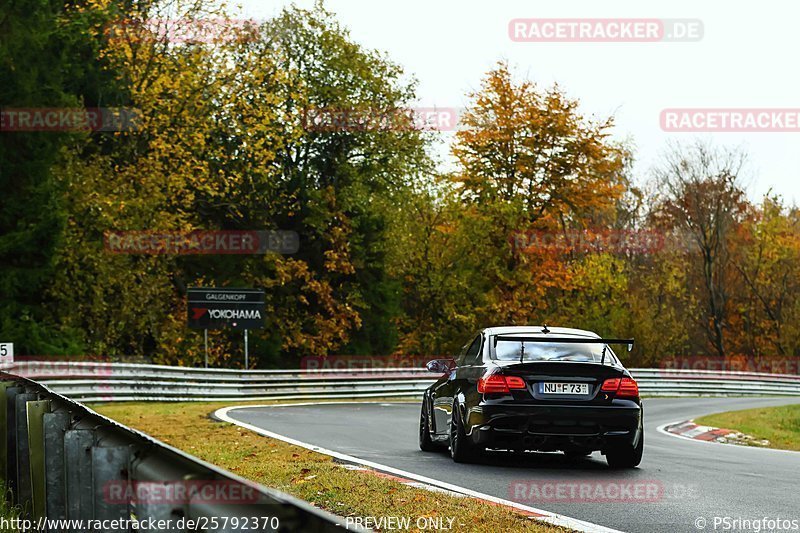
[419,399,440,452]
[606,430,644,468]
[449,401,479,463]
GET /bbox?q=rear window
[493,339,617,363]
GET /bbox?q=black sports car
[419,326,643,467]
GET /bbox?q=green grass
[0,481,21,532]
[695,404,800,451]
[94,401,569,533]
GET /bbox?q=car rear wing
[491,336,634,365]
[492,336,634,351]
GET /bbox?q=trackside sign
[187,288,265,330]
[0,343,13,365]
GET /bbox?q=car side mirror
[426,358,455,374]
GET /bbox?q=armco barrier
[4,362,800,402]
[0,372,348,531]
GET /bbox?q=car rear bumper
[465,401,642,451]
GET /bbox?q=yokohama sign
[187,287,265,330]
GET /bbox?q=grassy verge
[695,404,800,451]
[0,482,21,532]
[94,401,568,533]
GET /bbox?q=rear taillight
[601,377,639,399]
[618,378,639,398]
[478,375,508,393]
[601,378,621,391]
[478,374,527,394]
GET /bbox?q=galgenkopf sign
[187,287,265,330]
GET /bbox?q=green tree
[254,4,430,357]
[49,2,431,364]
[0,0,123,354]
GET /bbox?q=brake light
[618,378,639,398]
[601,378,620,391]
[505,376,527,389]
[478,375,507,393]
[478,374,527,394]
[601,377,639,398]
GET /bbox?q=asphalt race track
[227,398,800,533]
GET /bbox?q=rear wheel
[419,399,440,452]
[449,401,479,463]
[605,431,643,468]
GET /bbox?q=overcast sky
[240,0,800,204]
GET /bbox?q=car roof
[482,325,600,338]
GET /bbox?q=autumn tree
[50,0,270,359]
[243,4,430,358]
[386,178,487,355]
[449,62,631,327]
[650,141,749,358]
[49,1,431,364]
[732,196,800,356]
[12,1,800,368]
[453,62,629,224]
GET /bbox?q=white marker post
[244,329,249,369]
[204,329,209,368]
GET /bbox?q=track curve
[224,398,800,533]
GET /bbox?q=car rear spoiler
[492,336,635,365]
[492,336,634,350]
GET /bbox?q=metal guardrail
[0,372,347,532]
[5,362,800,402]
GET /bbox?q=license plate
[541,382,589,395]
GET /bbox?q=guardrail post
[43,410,71,522]
[64,428,94,525]
[0,381,14,484]
[5,386,22,497]
[15,391,38,511]
[92,444,132,531]
[26,399,51,521]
